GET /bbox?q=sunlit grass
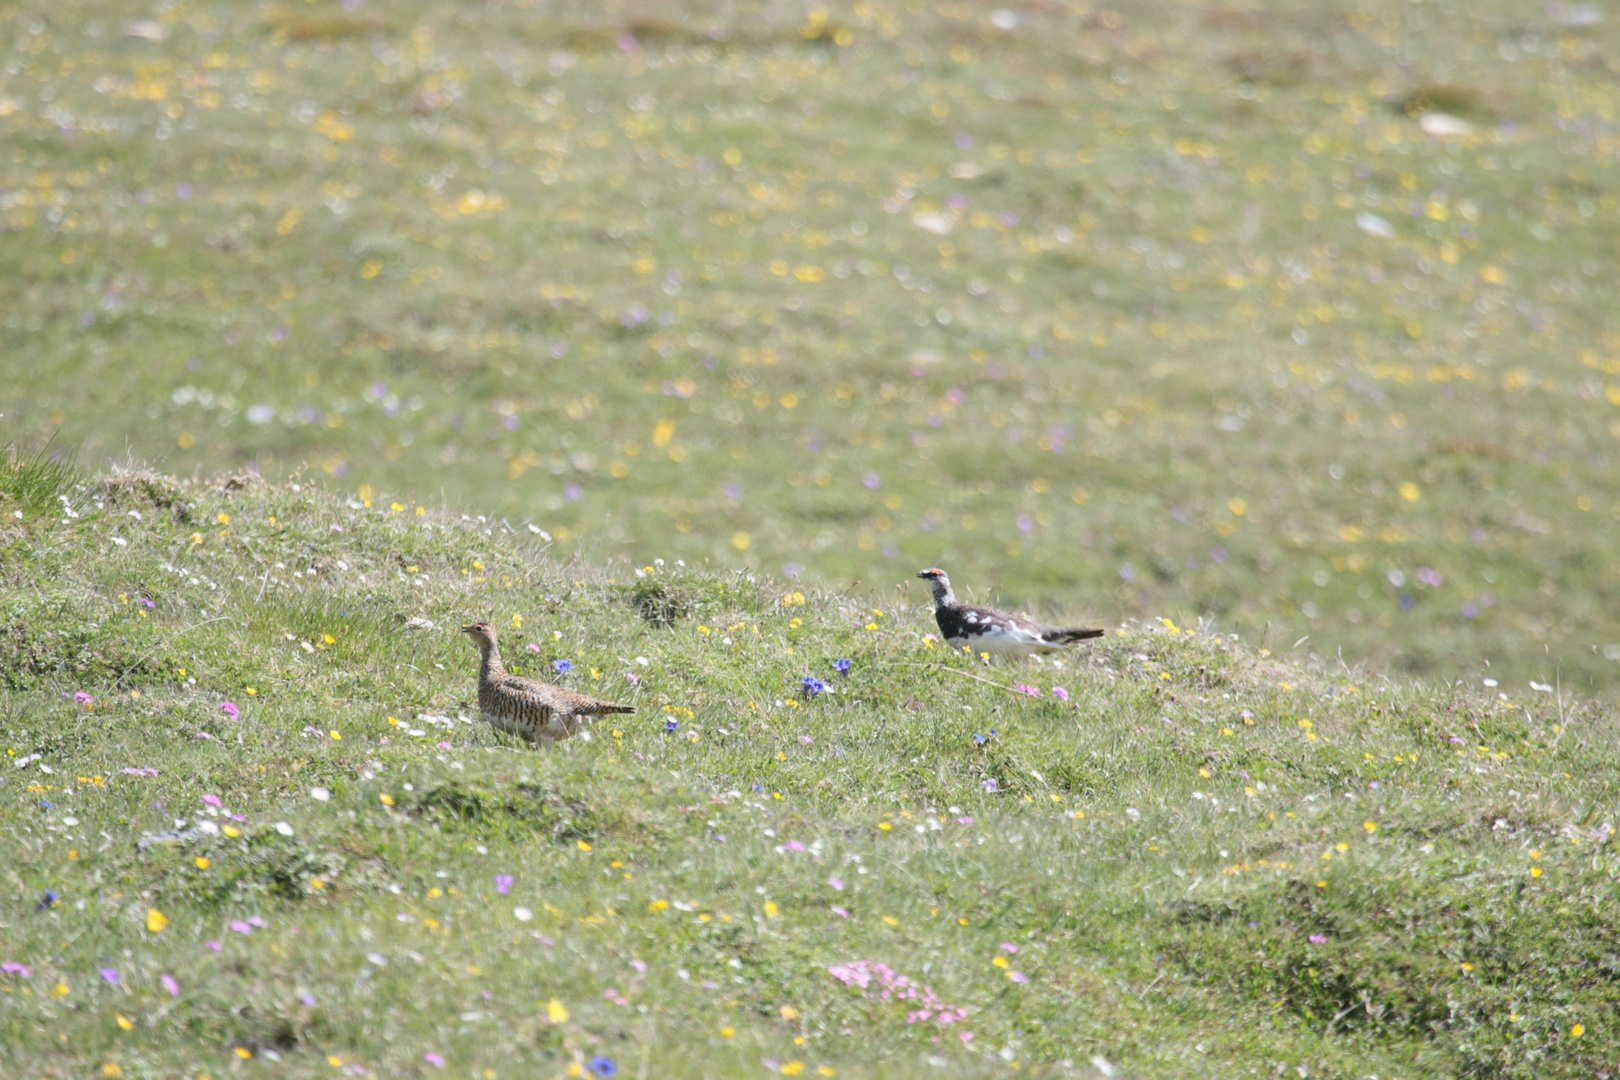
[1,473,1616,1078]
[2,2,1619,690]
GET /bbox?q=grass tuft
[264,7,390,42]
[0,436,83,518]
[1393,84,1497,119]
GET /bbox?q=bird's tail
[1047,627,1104,644]
[586,702,636,715]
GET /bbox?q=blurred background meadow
[4,0,1620,691]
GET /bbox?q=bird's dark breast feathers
[933,604,1017,638]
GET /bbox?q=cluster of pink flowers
[1010,684,1070,701]
[827,960,973,1042]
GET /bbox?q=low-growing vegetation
[1,473,1615,1078]
[2,0,1619,690]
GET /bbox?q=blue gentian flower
[553,659,573,674]
[801,676,825,699]
[833,657,851,676]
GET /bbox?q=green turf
[1,0,1618,691]
[1,471,1616,1078]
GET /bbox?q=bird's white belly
[947,623,1053,658]
[481,709,528,736]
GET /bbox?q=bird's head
[461,619,496,647]
[916,568,954,602]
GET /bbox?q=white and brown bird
[461,620,634,748]
[916,568,1103,661]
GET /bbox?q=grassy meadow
[1,0,1619,689]
[0,469,1617,1079]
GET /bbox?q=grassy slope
[2,0,1620,690]
[1,470,1617,1079]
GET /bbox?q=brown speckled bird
[461,620,634,748]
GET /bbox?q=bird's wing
[549,684,636,716]
[950,605,1100,641]
[937,602,1014,637]
[1017,616,1104,641]
[493,672,563,706]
